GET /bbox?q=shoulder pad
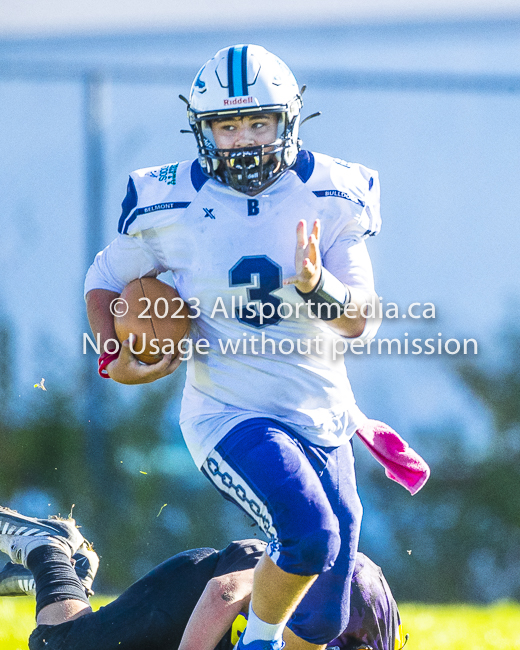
[308,153,382,242]
[117,160,196,235]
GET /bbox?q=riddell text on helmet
[223,96,255,106]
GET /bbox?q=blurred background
[1,0,519,602]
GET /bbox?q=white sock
[242,603,285,645]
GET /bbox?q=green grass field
[1,598,519,649]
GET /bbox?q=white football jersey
[85,151,382,467]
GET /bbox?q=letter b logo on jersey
[247,199,260,216]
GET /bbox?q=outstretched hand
[107,334,183,385]
[283,219,322,293]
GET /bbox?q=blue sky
[1,0,520,37]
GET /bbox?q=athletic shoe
[0,561,35,596]
[234,635,285,650]
[73,541,100,597]
[0,540,100,598]
[0,508,84,567]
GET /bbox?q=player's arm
[85,288,181,384]
[84,234,181,384]
[284,220,379,338]
[178,569,254,650]
[86,287,120,352]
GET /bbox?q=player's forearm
[327,288,380,338]
[86,287,181,384]
[86,288,120,351]
[178,572,253,650]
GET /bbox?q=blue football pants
[202,417,363,644]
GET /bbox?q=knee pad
[273,519,341,576]
[288,607,349,645]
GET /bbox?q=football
[113,277,191,364]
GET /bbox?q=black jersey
[29,540,265,650]
[29,541,402,650]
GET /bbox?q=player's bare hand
[283,219,322,293]
[107,334,182,385]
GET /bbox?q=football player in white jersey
[85,45,382,650]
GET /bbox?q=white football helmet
[186,44,303,195]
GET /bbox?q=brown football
[114,277,191,364]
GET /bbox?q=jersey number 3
[229,256,283,328]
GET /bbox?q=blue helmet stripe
[227,46,235,97]
[240,45,248,96]
[232,45,244,97]
[228,45,247,97]
[227,46,249,97]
